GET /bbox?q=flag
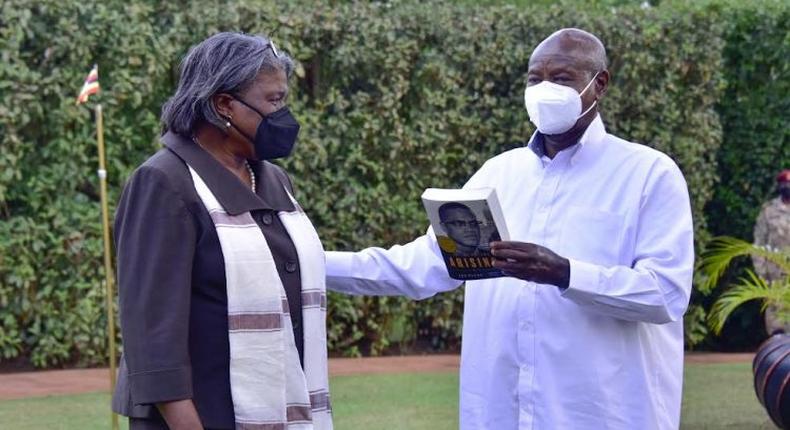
[76,64,100,105]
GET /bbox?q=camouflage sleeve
[752,206,770,278]
[754,205,770,246]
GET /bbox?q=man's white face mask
[523,73,599,135]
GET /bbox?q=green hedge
[707,1,790,241]
[699,0,790,349]
[0,0,781,367]
[286,1,726,354]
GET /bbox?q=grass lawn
[0,363,778,430]
[680,363,776,430]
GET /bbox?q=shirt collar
[162,131,295,215]
[527,114,607,165]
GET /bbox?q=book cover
[421,187,511,281]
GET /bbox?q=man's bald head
[525,28,611,150]
[530,28,608,77]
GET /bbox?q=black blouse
[111,132,305,429]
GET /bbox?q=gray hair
[161,32,294,136]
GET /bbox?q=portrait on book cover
[436,202,492,257]
[423,190,508,280]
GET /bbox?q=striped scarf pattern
[188,166,332,430]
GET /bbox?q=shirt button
[262,212,273,225]
[285,261,298,273]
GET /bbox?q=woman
[111,32,332,430]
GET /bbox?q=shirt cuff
[560,258,601,302]
[325,251,360,294]
[325,251,355,278]
[129,366,192,405]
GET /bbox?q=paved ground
[684,352,753,364]
[0,353,752,400]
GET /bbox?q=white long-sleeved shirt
[326,115,694,430]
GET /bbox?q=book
[421,187,510,280]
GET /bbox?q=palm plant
[698,236,790,334]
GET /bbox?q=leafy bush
[694,0,790,349]
[283,0,726,354]
[0,0,782,367]
[707,0,790,241]
[699,237,789,336]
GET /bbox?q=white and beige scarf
[188,166,332,430]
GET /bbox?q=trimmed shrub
[707,0,790,242]
[0,0,780,366]
[693,0,790,350]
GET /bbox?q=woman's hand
[157,399,204,430]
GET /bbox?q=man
[753,169,790,334]
[327,28,693,430]
[438,202,485,256]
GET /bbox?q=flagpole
[96,103,119,430]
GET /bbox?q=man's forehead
[528,52,581,71]
[445,208,475,217]
[529,43,594,68]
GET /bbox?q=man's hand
[490,241,571,289]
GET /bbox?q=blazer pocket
[560,206,624,267]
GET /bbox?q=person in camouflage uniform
[753,169,790,334]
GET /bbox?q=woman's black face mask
[229,96,300,161]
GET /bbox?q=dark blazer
[112,132,306,429]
